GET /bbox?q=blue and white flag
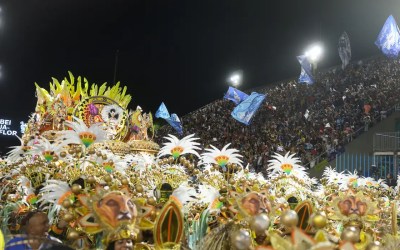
[155,102,170,119]
[375,15,400,58]
[224,86,249,105]
[297,55,314,84]
[155,102,183,135]
[165,114,183,135]
[231,92,266,125]
[338,31,351,69]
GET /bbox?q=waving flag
[338,31,351,69]
[155,102,183,135]
[155,102,170,119]
[304,109,310,120]
[297,55,314,84]
[224,86,249,105]
[231,92,266,125]
[375,15,400,58]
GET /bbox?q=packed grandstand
[156,55,400,172]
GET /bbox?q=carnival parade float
[1,73,400,250]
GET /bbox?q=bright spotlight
[305,44,323,62]
[228,71,243,87]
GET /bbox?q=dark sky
[0,0,399,151]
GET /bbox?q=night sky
[0,0,399,152]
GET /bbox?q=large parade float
[1,73,399,249]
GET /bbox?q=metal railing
[373,132,400,152]
[335,153,396,179]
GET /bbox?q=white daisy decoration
[233,164,267,184]
[82,151,128,174]
[339,171,359,190]
[375,178,389,190]
[17,176,38,205]
[267,152,305,176]
[7,136,34,162]
[322,167,345,186]
[127,152,156,175]
[158,134,201,159]
[62,117,107,148]
[17,176,34,197]
[199,143,243,168]
[171,182,220,210]
[358,177,373,188]
[38,180,73,223]
[30,137,68,162]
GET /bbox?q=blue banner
[155,102,183,135]
[231,92,266,125]
[155,102,170,119]
[338,31,351,69]
[375,15,400,58]
[224,87,249,105]
[166,114,183,135]
[297,55,314,84]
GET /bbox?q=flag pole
[113,49,119,84]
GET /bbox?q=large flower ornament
[30,137,68,162]
[93,152,128,174]
[158,134,201,159]
[339,171,359,190]
[267,152,305,176]
[38,180,73,223]
[77,151,129,174]
[17,176,37,205]
[62,117,107,148]
[233,164,266,184]
[171,182,220,211]
[6,136,34,162]
[126,152,156,175]
[375,178,389,190]
[199,143,243,168]
[322,167,345,186]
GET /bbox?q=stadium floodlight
[305,43,323,62]
[228,70,243,87]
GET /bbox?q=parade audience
[155,56,400,173]
[5,210,63,250]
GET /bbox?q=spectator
[6,210,62,250]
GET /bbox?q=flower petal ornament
[62,117,107,148]
[30,137,68,162]
[6,136,34,162]
[90,152,128,174]
[199,143,243,168]
[38,180,73,223]
[267,152,306,177]
[322,167,345,186]
[127,152,156,175]
[158,134,201,159]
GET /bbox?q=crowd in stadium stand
[155,56,400,173]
